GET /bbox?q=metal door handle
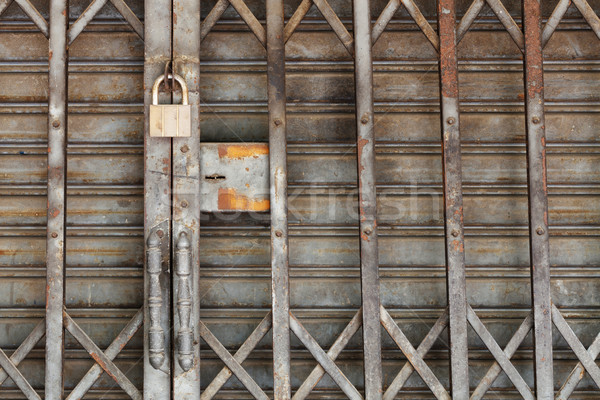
[146,231,165,369]
[175,232,194,371]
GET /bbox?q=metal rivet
[447,117,456,125]
[52,120,60,128]
[51,232,58,238]
[157,230,164,238]
[275,230,283,237]
[364,228,372,236]
[451,229,459,237]
[360,115,369,124]
[274,119,282,126]
[181,200,188,208]
[532,116,541,124]
[536,226,545,235]
[180,145,189,153]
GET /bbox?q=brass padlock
[149,73,191,137]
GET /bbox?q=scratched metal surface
[0,0,599,398]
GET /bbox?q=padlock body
[149,104,191,137]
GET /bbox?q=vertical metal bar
[523,0,554,398]
[352,0,383,397]
[172,0,201,396]
[45,0,68,398]
[266,0,291,397]
[144,0,172,397]
[437,1,470,398]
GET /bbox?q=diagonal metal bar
[109,0,144,39]
[200,0,230,42]
[551,305,600,388]
[293,308,363,400]
[0,0,14,17]
[572,0,600,40]
[456,0,485,44]
[313,0,354,56]
[289,312,363,400]
[198,321,269,400]
[467,306,534,400]
[284,0,312,43]
[228,0,266,47]
[201,312,273,400]
[380,306,450,400]
[63,312,142,400]
[485,0,524,50]
[14,0,48,37]
[0,319,45,385]
[0,348,41,400]
[383,309,449,400]
[542,0,571,48]
[66,309,143,400]
[470,312,533,400]
[371,0,400,45]
[556,329,600,400]
[67,0,109,44]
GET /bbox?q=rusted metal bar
[200,0,230,42]
[67,0,109,44]
[228,0,266,47]
[0,319,45,385]
[201,312,273,400]
[542,0,571,47]
[551,305,600,387]
[466,306,534,400]
[198,321,269,400]
[63,312,142,400]
[572,0,600,40]
[266,0,291,397]
[470,312,533,400]
[66,309,143,400]
[371,0,400,45]
[314,0,354,55]
[284,0,312,43]
[109,0,144,39]
[383,309,449,400]
[522,0,554,397]
[0,349,41,400]
[144,0,172,396]
[172,0,201,395]
[456,0,484,44]
[402,0,439,50]
[289,313,363,399]
[353,0,382,396]
[556,330,600,400]
[380,306,450,400]
[15,0,48,37]
[437,1,469,398]
[45,0,68,398]
[293,309,362,400]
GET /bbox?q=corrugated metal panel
[0,0,598,398]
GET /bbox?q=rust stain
[217,188,269,211]
[218,144,268,159]
[452,239,464,253]
[48,207,60,218]
[90,351,119,381]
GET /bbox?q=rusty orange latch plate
[200,143,270,212]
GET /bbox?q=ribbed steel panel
[0,0,598,398]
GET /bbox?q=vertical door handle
[175,232,194,371]
[146,231,165,369]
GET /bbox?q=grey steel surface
[0,0,599,398]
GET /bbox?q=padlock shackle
[152,73,189,106]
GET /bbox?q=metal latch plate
[200,143,269,212]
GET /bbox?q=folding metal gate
[0,0,599,399]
